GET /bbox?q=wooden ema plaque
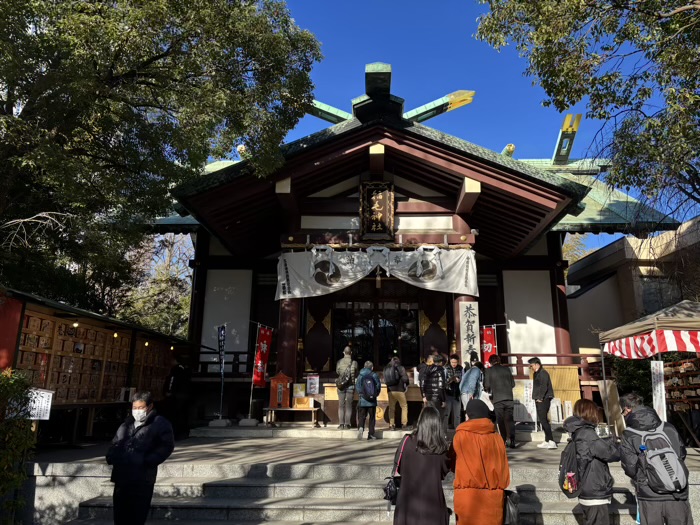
[269,372,292,409]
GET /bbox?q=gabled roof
[170,63,593,260]
[173,114,587,203]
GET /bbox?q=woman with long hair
[393,406,450,525]
[451,399,510,525]
[563,399,620,525]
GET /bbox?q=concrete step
[77,496,637,523]
[519,501,638,525]
[190,426,570,443]
[79,497,404,522]
[68,521,386,525]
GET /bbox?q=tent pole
[600,343,613,436]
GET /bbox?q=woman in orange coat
[450,399,511,524]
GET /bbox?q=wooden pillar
[453,295,478,366]
[276,299,301,380]
[548,233,572,364]
[188,230,210,369]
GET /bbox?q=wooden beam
[281,232,476,246]
[369,144,384,175]
[452,214,471,234]
[299,197,454,215]
[275,176,300,231]
[455,177,481,214]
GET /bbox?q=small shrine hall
[163,63,675,421]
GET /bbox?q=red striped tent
[599,300,700,359]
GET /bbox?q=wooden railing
[499,353,613,381]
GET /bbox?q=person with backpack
[420,354,446,424]
[562,399,620,525]
[384,357,410,431]
[355,360,381,440]
[529,357,556,449]
[619,392,693,525]
[335,343,358,430]
[392,406,451,525]
[450,399,510,525]
[444,353,463,430]
[459,351,483,411]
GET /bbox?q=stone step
[77,496,638,523]
[111,477,636,505]
[191,426,570,443]
[519,501,638,525]
[68,521,387,525]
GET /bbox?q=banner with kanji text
[253,325,273,387]
[481,325,498,368]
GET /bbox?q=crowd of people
[335,343,694,525]
[102,348,694,525]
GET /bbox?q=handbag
[383,434,409,507]
[335,363,352,391]
[503,489,520,525]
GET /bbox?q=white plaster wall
[568,274,625,354]
[503,270,557,364]
[200,270,252,373]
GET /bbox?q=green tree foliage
[0,0,321,312]
[121,234,193,337]
[0,369,35,521]
[476,0,700,204]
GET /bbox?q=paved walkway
[33,435,700,471]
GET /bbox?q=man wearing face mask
[106,391,175,525]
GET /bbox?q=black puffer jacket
[620,406,689,501]
[420,365,446,402]
[562,416,620,501]
[106,409,175,485]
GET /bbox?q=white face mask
[132,409,147,423]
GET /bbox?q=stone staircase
[68,461,642,525]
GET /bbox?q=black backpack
[558,438,588,498]
[359,374,378,401]
[384,365,400,387]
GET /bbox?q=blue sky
[284,0,598,159]
[283,0,619,250]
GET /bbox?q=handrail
[497,352,613,380]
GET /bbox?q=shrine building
[162,63,676,422]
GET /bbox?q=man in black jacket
[484,354,516,448]
[106,391,175,525]
[420,354,446,423]
[619,393,693,525]
[444,353,463,430]
[529,357,556,449]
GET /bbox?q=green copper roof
[173,114,589,203]
[552,174,679,233]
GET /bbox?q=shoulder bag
[383,434,410,508]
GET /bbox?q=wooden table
[264,407,320,427]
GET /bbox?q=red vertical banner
[253,326,273,387]
[481,325,498,368]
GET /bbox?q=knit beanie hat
[466,399,491,420]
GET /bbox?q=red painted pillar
[0,295,24,370]
[276,299,300,380]
[548,233,572,364]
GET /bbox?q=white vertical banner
[521,380,537,423]
[651,361,667,422]
[458,302,480,366]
